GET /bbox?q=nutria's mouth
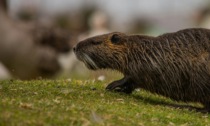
[75,52,99,70]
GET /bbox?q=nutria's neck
[124,35,161,75]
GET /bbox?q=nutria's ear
[111,34,121,44]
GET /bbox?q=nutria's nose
[73,46,76,52]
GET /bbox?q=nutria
[74,28,210,111]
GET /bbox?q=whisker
[83,53,99,69]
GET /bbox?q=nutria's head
[73,32,130,72]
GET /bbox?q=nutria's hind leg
[106,76,136,94]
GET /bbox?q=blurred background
[0,0,210,81]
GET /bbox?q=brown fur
[74,28,210,111]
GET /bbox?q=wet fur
[74,28,210,111]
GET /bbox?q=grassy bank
[0,79,209,126]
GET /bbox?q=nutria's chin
[74,28,210,112]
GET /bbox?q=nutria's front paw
[106,77,135,94]
[106,81,133,94]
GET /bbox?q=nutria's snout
[73,41,99,70]
[73,43,83,61]
[73,43,83,59]
[73,40,90,54]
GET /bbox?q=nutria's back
[74,28,210,111]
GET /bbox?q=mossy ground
[0,79,210,126]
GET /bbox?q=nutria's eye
[111,34,121,44]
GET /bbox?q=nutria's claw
[106,77,134,94]
[106,82,133,94]
[105,81,121,90]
